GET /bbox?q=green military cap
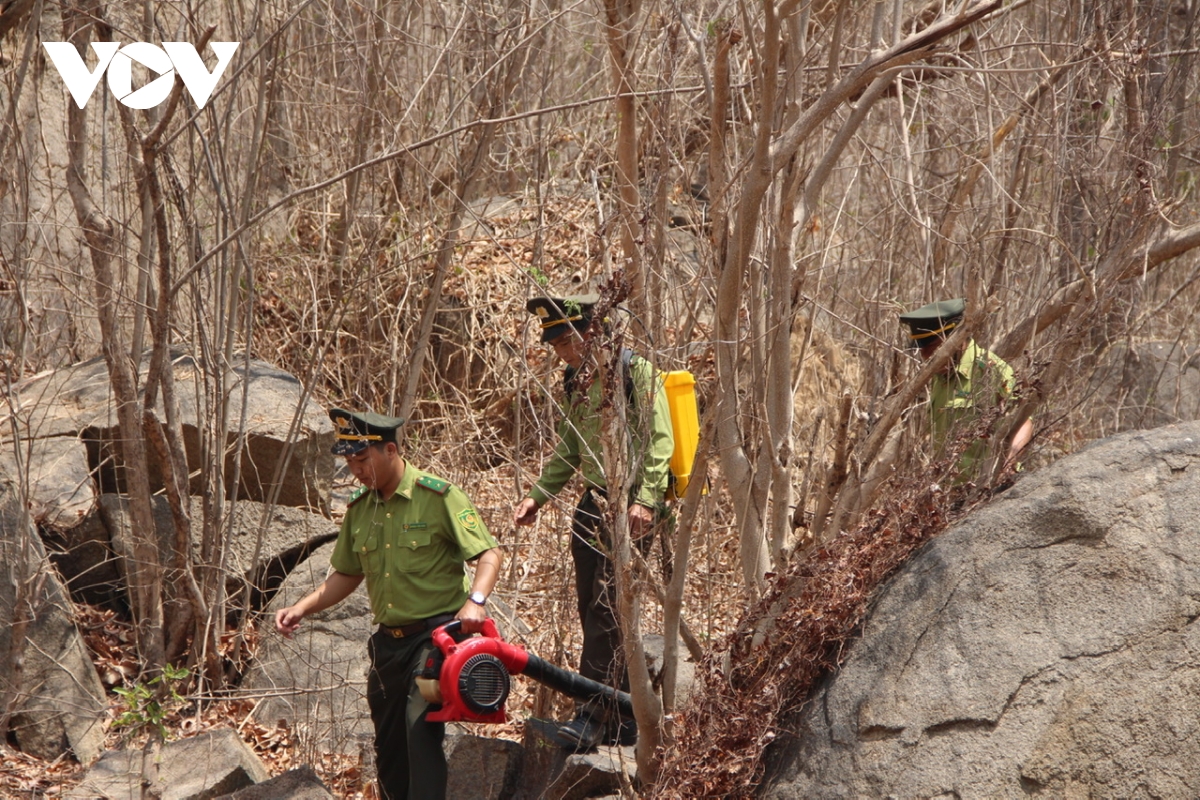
[329,408,404,455]
[899,298,966,347]
[525,294,600,343]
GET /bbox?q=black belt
[378,613,455,639]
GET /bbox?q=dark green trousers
[570,489,658,697]
[367,629,444,800]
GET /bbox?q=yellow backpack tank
[662,370,702,501]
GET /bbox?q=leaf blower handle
[432,618,499,645]
[520,653,634,719]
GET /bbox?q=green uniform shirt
[528,354,675,509]
[929,340,1016,473]
[329,463,498,626]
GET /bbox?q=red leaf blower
[420,619,633,724]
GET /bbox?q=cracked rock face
[763,423,1200,799]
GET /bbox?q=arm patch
[416,475,450,495]
[456,507,482,533]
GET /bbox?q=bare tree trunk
[660,412,713,718]
[712,0,784,600]
[205,18,287,686]
[598,337,664,782]
[706,21,737,280]
[60,0,165,672]
[601,0,643,316]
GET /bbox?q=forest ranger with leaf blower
[275,409,501,800]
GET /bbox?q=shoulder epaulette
[347,487,369,506]
[416,475,450,495]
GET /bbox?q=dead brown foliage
[652,444,1012,799]
[0,605,370,797]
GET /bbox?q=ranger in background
[900,298,1033,479]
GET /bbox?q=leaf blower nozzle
[421,619,633,724]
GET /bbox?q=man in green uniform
[276,409,502,800]
[899,298,1033,478]
[513,294,674,751]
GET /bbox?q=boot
[557,710,605,753]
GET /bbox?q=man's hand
[275,606,305,639]
[455,600,489,633]
[513,497,540,527]
[272,572,362,639]
[628,503,655,540]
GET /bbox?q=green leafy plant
[112,663,191,739]
[525,265,549,287]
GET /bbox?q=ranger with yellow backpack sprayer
[513,293,701,752]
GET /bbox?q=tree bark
[601,0,643,316]
[61,1,165,671]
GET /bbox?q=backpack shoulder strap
[621,348,636,408]
[565,350,639,405]
[563,364,578,398]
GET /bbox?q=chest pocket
[397,527,438,573]
[353,523,384,577]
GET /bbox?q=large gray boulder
[5,352,334,512]
[243,541,375,753]
[764,422,1200,798]
[0,482,107,763]
[218,499,340,582]
[1088,340,1200,434]
[99,494,337,614]
[218,765,333,799]
[0,434,95,529]
[445,733,523,800]
[66,728,270,800]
